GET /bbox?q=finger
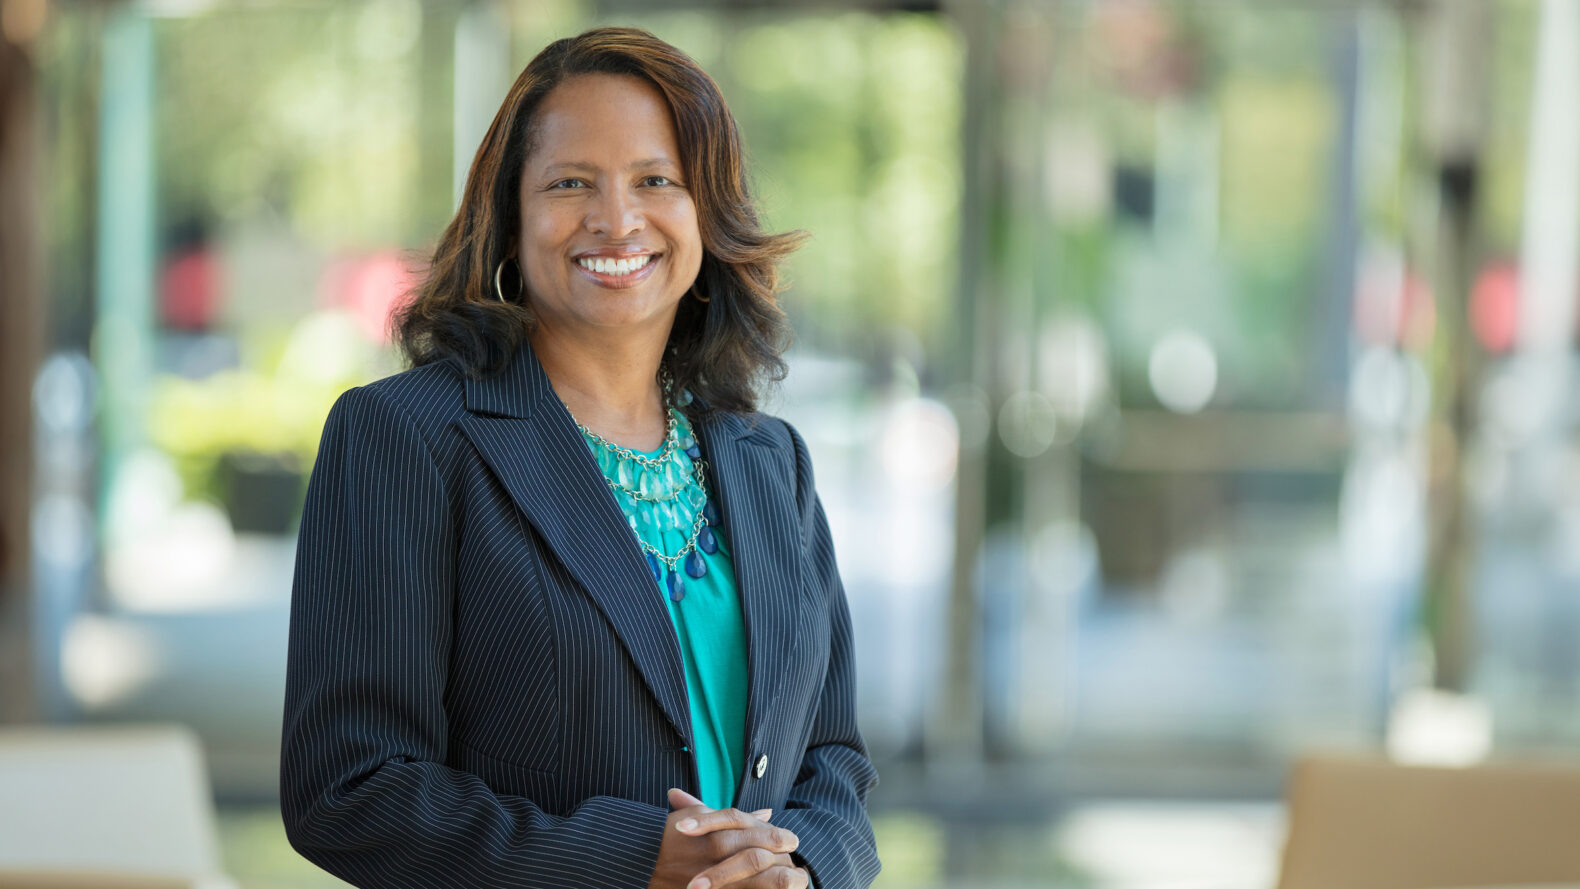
[676,806,766,836]
[685,848,794,889]
[734,866,811,889]
[750,808,773,821]
[724,866,809,889]
[669,787,709,811]
[698,826,798,857]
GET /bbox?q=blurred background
[4,0,1580,887]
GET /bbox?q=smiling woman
[280,24,880,889]
[516,73,704,340]
[390,26,805,418]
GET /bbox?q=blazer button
[754,754,768,779]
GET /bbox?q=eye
[549,178,588,190]
[642,175,677,187]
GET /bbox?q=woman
[279,25,881,889]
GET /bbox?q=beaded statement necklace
[560,370,722,603]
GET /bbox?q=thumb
[667,787,708,811]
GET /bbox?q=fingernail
[688,879,711,889]
[753,808,773,820]
[677,818,698,832]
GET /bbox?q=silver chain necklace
[561,367,720,602]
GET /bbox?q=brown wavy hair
[392,26,805,417]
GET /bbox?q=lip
[572,252,661,290]
[572,247,659,259]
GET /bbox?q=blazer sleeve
[280,384,668,888]
[774,420,883,889]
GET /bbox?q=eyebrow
[540,158,679,176]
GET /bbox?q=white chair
[0,723,238,889]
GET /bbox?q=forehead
[527,73,681,166]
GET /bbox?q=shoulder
[324,358,470,459]
[729,409,808,473]
[762,412,813,473]
[695,401,810,502]
[739,410,818,543]
[356,357,469,422]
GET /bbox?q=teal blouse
[579,408,749,810]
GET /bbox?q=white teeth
[577,254,654,276]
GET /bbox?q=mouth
[573,252,661,288]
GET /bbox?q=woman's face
[516,73,704,341]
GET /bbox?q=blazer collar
[454,338,799,801]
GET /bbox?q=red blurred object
[1354,258,1436,351]
[159,248,221,331]
[319,250,420,343]
[1089,0,1199,99]
[1470,261,1520,354]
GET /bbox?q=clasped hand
[647,787,810,889]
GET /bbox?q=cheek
[519,219,566,294]
[666,202,704,265]
[522,216,565,255]
[523,234,573,288]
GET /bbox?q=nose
[584,187,644,239]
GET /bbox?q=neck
[528,323,670,450]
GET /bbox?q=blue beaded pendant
[685,444,702,459]
[697,524,717,554]
[665,569,686,602]
[703,499,720,526]
[644,550,663,586]
[684,549,707,578]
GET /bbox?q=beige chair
[0,724,237,889]
[1277,754,1580,889]
[0,870,211,889]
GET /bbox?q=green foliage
[153,0,448,248]
[614,10,964,347]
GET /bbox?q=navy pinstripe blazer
[280,337,881,888]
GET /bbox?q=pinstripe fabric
[280,337,881,888]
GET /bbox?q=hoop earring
[494,257,524,303]
[691,286,711,303]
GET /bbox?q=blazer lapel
[694,408,803,805]
[454,343,694,747]
[452,340,803,790]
